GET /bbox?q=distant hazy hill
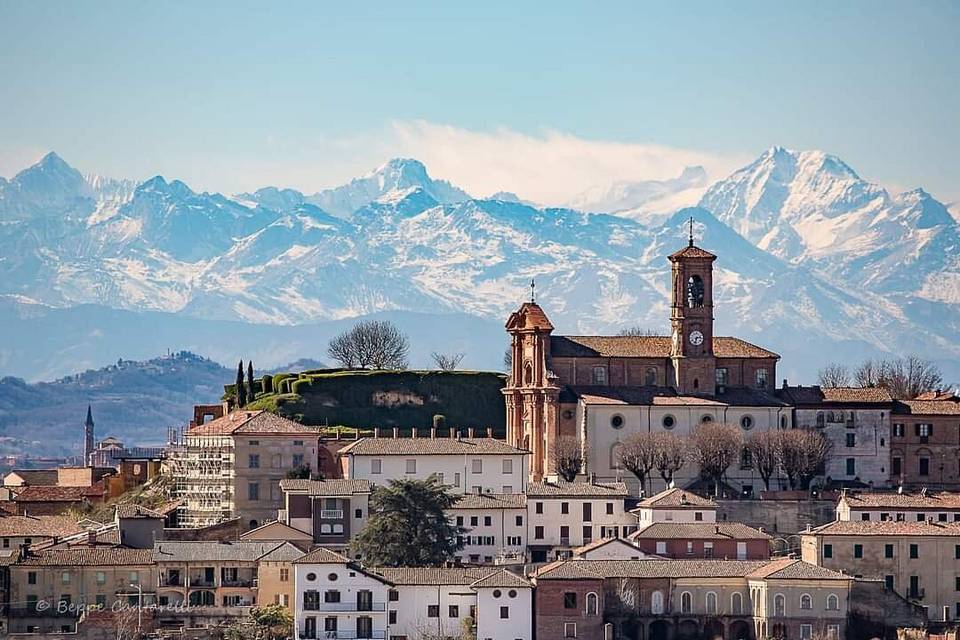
[0,351,231,457]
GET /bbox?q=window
[800,594,812,610]
[516,515,523,526]
[471,516,479,527]
[583,503,592,522]
[564,622,577,638]
[892,457,902,476]
[561,502,569,515]
[885,544,894,558]
[292,453,304,467]
[129,571,139,584]
[28,571,37,585]
[920,457,930,476]
[484,516,492,526]
[706,592,717,614]
[740,415,754,430]
[680,591,692,614]
[62,571,70,584]
[651,590,664,614]
[248,453,260,468]
[917,423,933,437]
[95,571,105,585]
[854,544,863,558]
[645,367,657,385]
[846,433,856,447]
[389,589,399,602]
[472,459,483,473]
[611,414,624,429]
[656,541,667,554]
[916,513,925,522]
[824,544,832,558]
[740,447,753,469]
[500,605,509,619]
[586,592,598,615]
[303,590,320,610]
[894,423,905,437]
[427,605,439,618]
[800,624,813,640]
[846,458,856,476]
[756,368,767,389]
[564,592,578,609]
[731,592,743,615]
[248,482,260,501]
[279,567,289,582]
[955,545,960,559]
[534,526,544,540]
[449,605,459,617]
[502,459,513,474]
[886,575,895,590]
[405,459,417,474]
[248,440,259,446]
[371,458,382,474]
[827,594,839,610]
[324,590,341,603]
[774,593,786,616]
[910,544,919,559]
[716,368,728,387]
[662,415,676,429]
[592,366,607,384]
[687,275,704,307]
[535,502,543,514]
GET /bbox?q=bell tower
[668,219,717,395]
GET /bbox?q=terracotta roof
[0,515,83,538]
[454,494,526,509]
[808,521,960,536]
[373,566,496,585]
[470,568,532,589]
[629,522,770,541]
[295,547,352,564]
[527,480,628,497]
[572,537,648,557]
[534,558,847,581]
[669,244,717,260]
[0,549,18,566]
[916,390,959,401]
[505,302,554,332]
[4,469,58,485]
[779,386,893,405]
[14,485,90,502]
[894,400,960,416]
[115,504,165,519]
[278,478,372,495]
[745,558,848,580]
[188,410,321,436]
[636,488,716,509]
[550,335,778,359]
[19,547,154,566]
[240,520,314,541]
[841,491,960,510]
[258,541,305,562]
[338,437,527,456]
[153,541,284,562]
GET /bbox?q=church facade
[503,234,791,495]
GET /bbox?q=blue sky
[1,1,958,203]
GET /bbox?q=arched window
[731,592,743,615]
[249,520,258,529]
[681,591,693,614]
[800,594,812,610]
[645,367,657,386]
[586,592,598,615]
[755,368,767,389]
[651,590,664,614]
[523,363,533,385]
[706,592,718,614]
[693,378,699,390]
[592,366,608,385]
[687,275,705,308]
[774,594,786,616]
[826,594,839,610]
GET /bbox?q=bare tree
[617,433,658,495]
[552,436,586,482]
[652,431,687,487]
[779,428,832,490]
[431,352,465,371]
[818,363,851,388]
[690,422,742,495]
[854,359,881,388]
[327,320,409,370]
[747,431,781,491]
[503,346,512,372]
[854,356,943,399]
[617,326,661,337]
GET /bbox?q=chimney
[411,428,418,438]
[456,429,462,441]
[392,427,399,439]
[715,525,720,535]
[374,428,380,438]
[468,427,475,438]
[486,427,493,438]
[783,378,788,389]
[430,428,436,439]
[449,428,455,438]
[87,530,97,547]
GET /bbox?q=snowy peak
[4,151,91,210]
[307,158,471,218]
[893,188,955,229]
[566,165,710,222]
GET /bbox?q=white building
[339,436,530,495]
[526,480,636,562]
[836,489,960,522]
[631,487,717,525]
[450,493,527,565]
[293,547,390,640]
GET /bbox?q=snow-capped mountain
[566,165,709,222]
[0,150,957,383]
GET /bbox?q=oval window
[662,415,676,430]
[328,573,338,581]
[306,573,317,581]
[741,415,754,430]
[701,415,713,423]
[492,589,502,598]
[508,589,518,598]
[611,415,624,429]
[562,410,574,420]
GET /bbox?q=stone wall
[716,498,836,536]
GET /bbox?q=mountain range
[1,149,958,386]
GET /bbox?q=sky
[1,1,958,204]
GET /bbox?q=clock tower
[668,220,717,395]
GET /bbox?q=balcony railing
[559,537,571,546]
[308,602,386,612]
[221,578,256,588]
[320,509,344,519]
[300,630,386,640]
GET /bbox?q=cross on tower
[688,216,695,247]
[530,278,536,303]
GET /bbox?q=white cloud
[385,120,749,206]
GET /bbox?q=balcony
[221,577,256,588]
[320,509,344,519]
[300,630,386,640]
[559,537,571,547]
[309,602,386,612]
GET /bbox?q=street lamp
[129,583,142,636]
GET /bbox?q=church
[503,228,791,496]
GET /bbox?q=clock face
[689,330,704,346]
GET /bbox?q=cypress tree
[236,359,247,407]
[247,360,255,403]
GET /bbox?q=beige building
[255,541,304,609]
[0,515,83,551]
[802,520,960,622]
[836,489,960,522]
[170,410,322,529]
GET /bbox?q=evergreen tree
[247,360,255,403]
[352,477,463,566]
[236,359,247,407]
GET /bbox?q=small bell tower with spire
[83,405,95,467]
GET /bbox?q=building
[632,487,717,525]
[526,480,635,562]
[450,493,527,565]
[801,520,960,622]
[2,469,58,488]
[256,541,303,609]
[279,478,372,553]
[12,484,106,516]
[169,410,323,529]
[628,522,771,560]
[338,435,530,495]
[533,558,851,640]
[0,515,83,550]
[779,385,893,488]
[571,537,653,560]
[9,545,156,634]
[503,232,785,485]
[836,489,960,522]
[891,396,960,489]
[83,405,95,467]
